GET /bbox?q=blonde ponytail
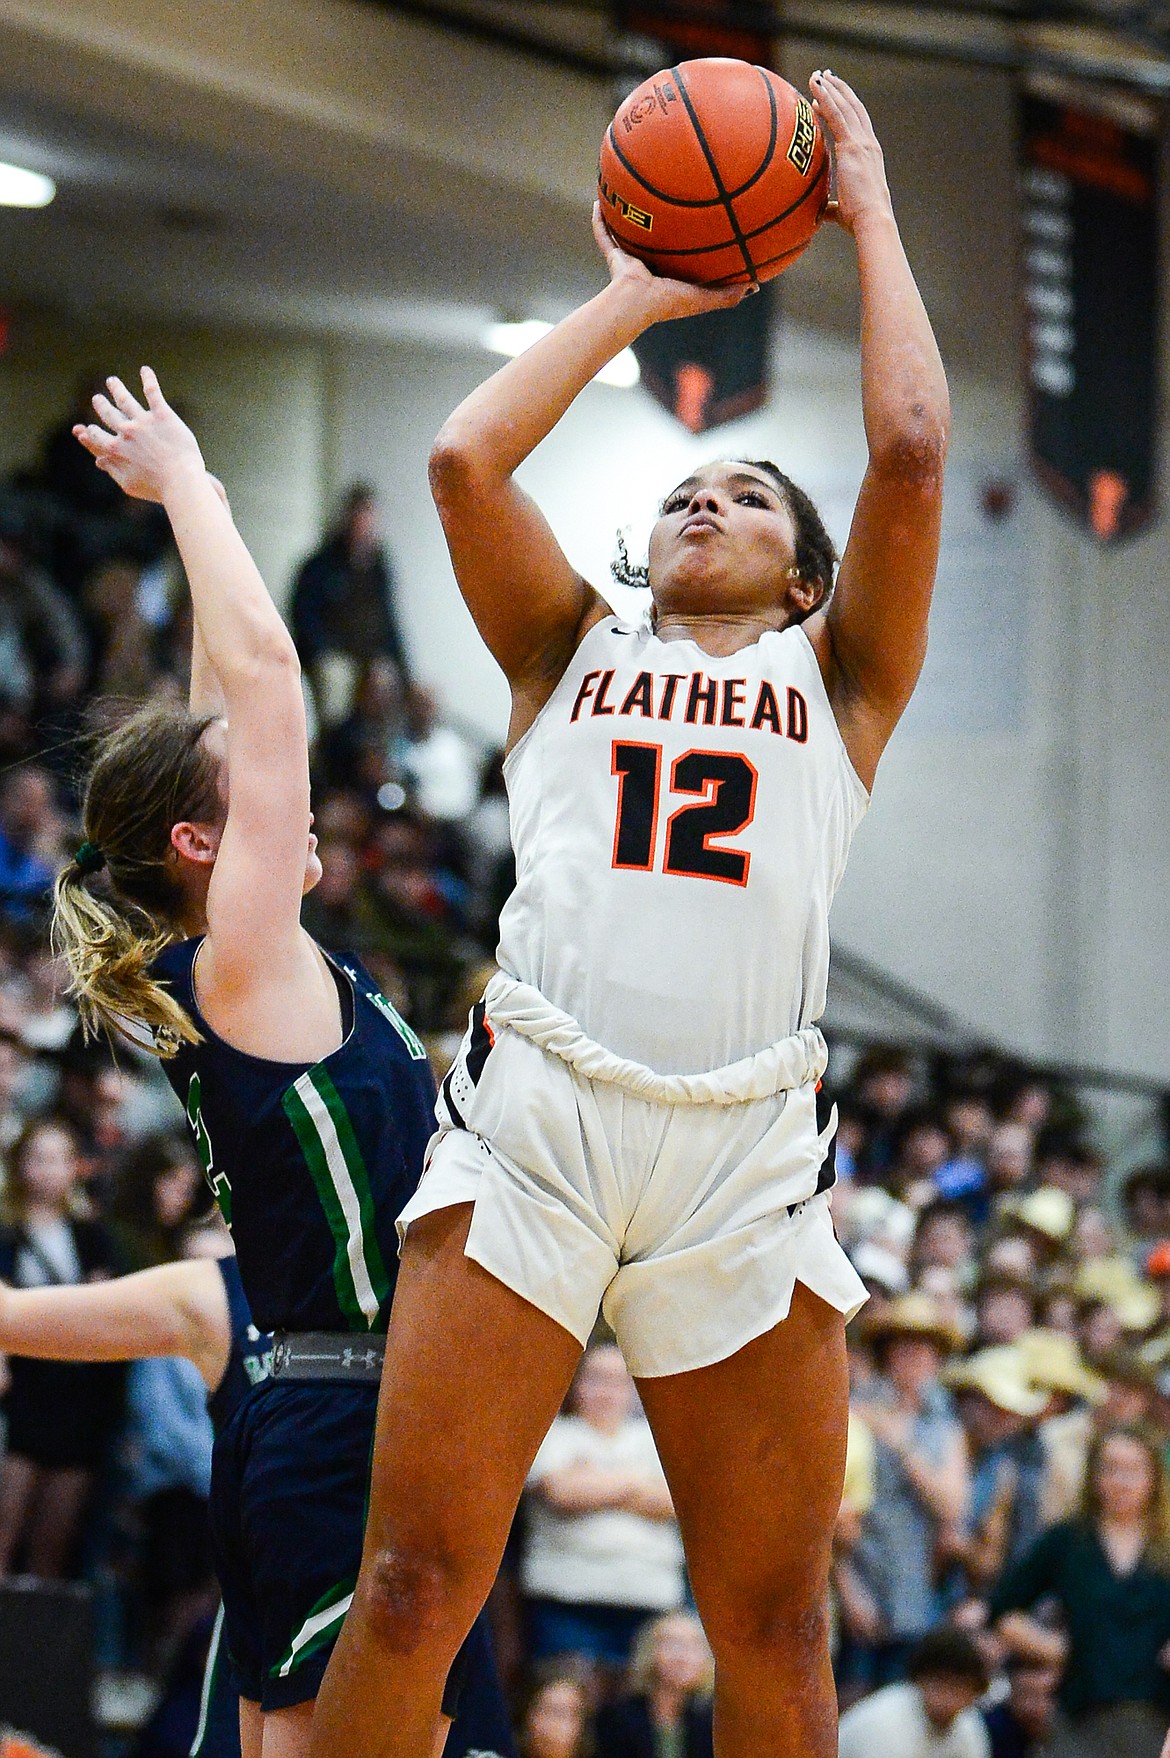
[50,701,222,1057]
[52,860,198,1055]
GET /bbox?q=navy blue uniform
[195,1261,512,1757]
[157,942,513,1750]
[155,939,435,1336]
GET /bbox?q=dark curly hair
[611,458,838,622]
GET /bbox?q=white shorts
[397,987,867,1379]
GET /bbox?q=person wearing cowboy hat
[944,1349,1050,1595]
[841,1295,970,1688]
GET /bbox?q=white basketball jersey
[496,615,869,1075]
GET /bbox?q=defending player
[312,72,947,1758]
[56,382,513,1758]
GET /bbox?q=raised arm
[429,214,744,744]
[0,1259,231,1393]
[803,72,950,791]
[75,375,323,1038]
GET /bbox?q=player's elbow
[870,410,949,487]
[230,622,301,689]
[429,426,489,512]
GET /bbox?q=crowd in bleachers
[0,387,1168,1758]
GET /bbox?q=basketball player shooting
[311,70,948,1758]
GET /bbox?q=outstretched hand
[73,367,205,505]
[810,70,894,234]
[591,201,750,325]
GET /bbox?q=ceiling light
[0,162,55,208]
[483,319,640,389]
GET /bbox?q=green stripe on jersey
[282,1066,391,1332]
[273,1578,356,1678]
[364,985,427,1061]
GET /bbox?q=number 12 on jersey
[611,740,758,886]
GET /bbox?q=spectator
[974,1277,1037,1349]
[0,530,87,729]
[1037,1138,1103,1208]
[986,1124,1035,1199]
[0,1115,126,1576]
[124,1298,216,1669]
[593,1611,713,1758]
[291,483,410,722]
[318,655,410,798]
[0,1028,31,1159]
[848,1295,970,1684]
[991,1425,1170,1757]
[300,834,369,955]
[851,1046,915,1182]
[913,1201,978,1286]
[837,1627,992,1757]
[888,1111,955,1206]
[110,1133,206,1271]
[0,767,63,925]
[522,1342,684,1665]
[519,1663,593,1758]
[983,1659,1060,1757]
[1019,1329,1107,1527]
[945,1348,1049,1591]
[1123,1169,1170,1258]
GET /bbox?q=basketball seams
[671,62,757,280]
[605,122,727,210]
[630,160,828,263]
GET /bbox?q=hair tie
[74,840,106,877]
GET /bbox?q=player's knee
[358,1541,465,1656]
[701,1579,830,1679]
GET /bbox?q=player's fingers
[106,375,145,420]
[823,198,843,227]
[824,72,874,134]
[809,73,846,134]
[705,283,749,310]
[90,392,128,432]
[592,200,619,260]
[139,364,165,410]
[73,422,117,459]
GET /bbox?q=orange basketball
[598,59,829,287]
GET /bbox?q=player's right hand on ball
[74,366,206,505]
[592,201,750,324]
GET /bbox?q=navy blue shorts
[192,1603,514,1758]
[211,1379,378,1710]
[210,1379,515,1751]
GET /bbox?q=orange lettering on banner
[674,364,714,434]
[1089,470,1128,540]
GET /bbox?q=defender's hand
[73,366,205,505]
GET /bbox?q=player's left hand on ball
[73,366,206,504]
[592,201,750,324]
[810,70,893,233]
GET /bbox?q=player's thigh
[240,1697,263,1758]
[259,1701,314,1758]
[636,1282,849,1635]
[366,1203,583,1570]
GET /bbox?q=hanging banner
[615,0,773,63]
[631,284,775,431]
[1020,75,1161,541]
